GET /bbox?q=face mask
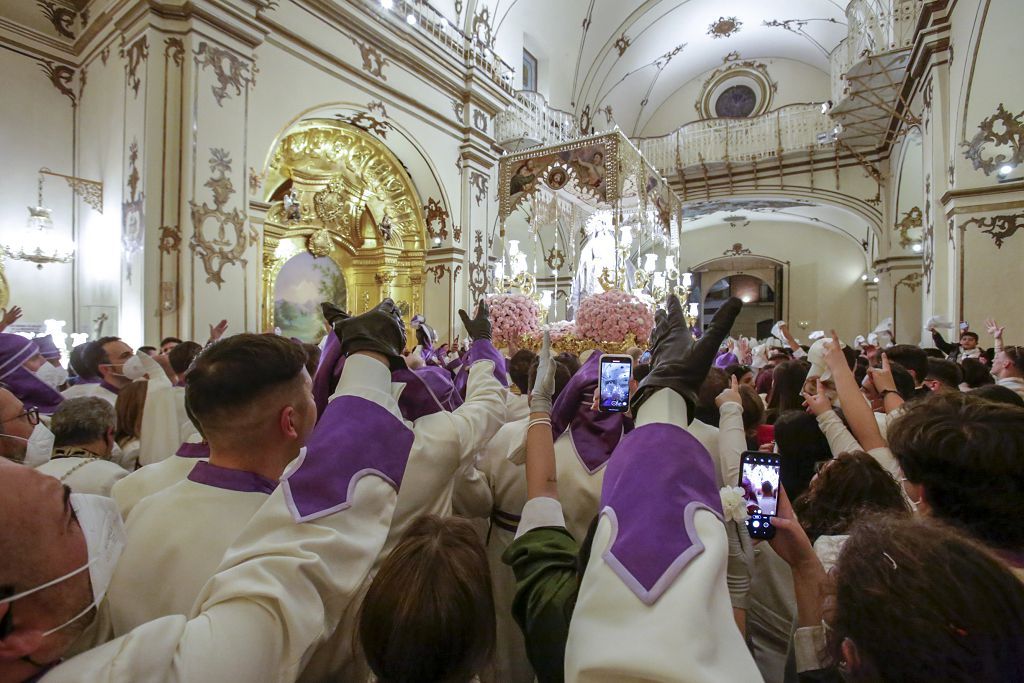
[122,355,147,381]
[0,494,125,637]
[22,422,55,468]
[34,363,68,389]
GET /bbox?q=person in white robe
[35,397,128,496]
[105,333,315,637]
[61,337,134,406]
[0,303,415,683]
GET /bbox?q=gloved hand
[529,332,556,415]
[320,302,350,327]
[458,300,492,341]
[630,294,743,421]
[332,298,407,371]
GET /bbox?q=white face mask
[34,363,68,389]
[122,355,148,381]
[22,422,55,468]
[0,493,126,637]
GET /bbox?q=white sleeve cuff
[515,496,566,539]
[793,625,828,672]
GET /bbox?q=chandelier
[3,169,102,269]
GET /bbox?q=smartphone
[598,354,633,413]
[739,451,782,539]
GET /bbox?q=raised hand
[320,302,350,327]
[802,379,832,417]
[333,298,407,370]
[822,330,847,371]
[716,374,742,408]
[458,300,492,341]
[868,353,897,393]
[0,305,23,331]
[985,318,1004,340]
[208,319,229,343]
[530,332,556,415]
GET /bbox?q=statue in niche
[283,189,302,222]
[378,211,393,243]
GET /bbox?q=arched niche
[261,119,427,340]
[690,254,788,335]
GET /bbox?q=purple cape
[0,334,64,414]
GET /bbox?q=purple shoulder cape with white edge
[282,395,412,523]
[599,422,723,604]
[453,338,509,399]
[550,352,632,474]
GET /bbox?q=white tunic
[61,382,118,405]
[36,454,129,496]
[43,355,405,683]
[106,465,275,636]
[111,451,205,519]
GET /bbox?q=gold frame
[261,119,427,338]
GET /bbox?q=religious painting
[503,140,612,216]
[273,251,347,342]
[715,84,757,118]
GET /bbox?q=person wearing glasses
[35,397,128,497]
[0,386,41,463]
[993,345,1024,400]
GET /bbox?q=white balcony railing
[359,0,515,95]
[829,0,924,102]
[494,90,581,149]
[635,103,837,175]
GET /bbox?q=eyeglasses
[2,407,39,426]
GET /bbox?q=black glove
[333,298,407,371]
[458,300,492,341]
[320,302,350,327]
[630,295,743,422]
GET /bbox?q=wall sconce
[3,168,102,269]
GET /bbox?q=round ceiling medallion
[696,62,776,120]
[715,85,758,118]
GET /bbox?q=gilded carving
[165,37,184,67]
[37,60,76,106]
[961,104,1024,175]
[36,0,79,39]
[425,264,452,285]
[962,213,1024,249]
[453,224,462,242]
[614,33,630,57]
[189,148,248,288]
[424,198,449,242]
[367,100,388,119]
[313,179,347,225]
[307,229,333,257]
[122,35,149,98]
[708,16,742,38]
[122,140,145,282]
[472,6,494,46]
[159,225,182,254]
[160,282,177,313]
[100,46,110,65]
[351,38,388,80]
[545,246,566,271]
[895,206,923,249]
[895,271,923,293]
[248,167,264,194]
[194,42,252,106]
[723,243,752,256]
[341,111,391,138]
[471,171,489,206]
[468,230,488,301]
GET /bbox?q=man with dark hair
[68,336,133,405]
[930,326,981,361]
[137,346,158,357]
[889,392,1024,567]
[883,344,930,399]
[508,349,537,395]
[924,357,963,393]
[167,340,202,385]
[159,336,183,355]
[107,333,315,636]
[36,397,127,496]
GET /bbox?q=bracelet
[879,389,900,398]
[528,418,552,430]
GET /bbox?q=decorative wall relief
[961,104,1024,175]
[708,16,743,38]
[425,264,454,285]
[962,213,1024,248]
[472,109,488,133]
[922,78,933,133]
[340,111,391,138]
[367,100,389,119]
[36,0,83,40]
[895,271,923,293]
[723,243,752,256]
[121,35,149,98]
[165,37,184,66]
[100,46,110,65]
[895,206,923,248]
[472,6,494,47]
[695,57,776,119]
[194,42,252,106]
[160,282,177,313]
[452,99,465,120]
[158,225,181,254]
[189,148,248,288]
[248,167,264,194]
[468,230,489,302]
[471,171,489,206]
[37,60,76,106]
[424,197,449,242]
[351,38,388,80]
[453,224,462,242]
[122,140,145,283]
[614,33,631,57]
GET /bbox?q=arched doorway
[260,119,427,342]
[690,254,787,337]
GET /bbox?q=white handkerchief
[808,330,826,341]
[925,316,954,330]
[771,321,787,341]
[805,337,846,382]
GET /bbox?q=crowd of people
[0,295,1022,683]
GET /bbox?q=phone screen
[740,452,781,538]
[599,356,632,413]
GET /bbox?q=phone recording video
[599,355,633,413]
[740,452,781,539]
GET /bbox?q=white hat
[852,334,867,350]
[808,330,826,341]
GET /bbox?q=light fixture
[681,272,693,289]
[740,294,752,303]
[431,236,441,247]
[998,164,1014,177]
[643,253,658,273]
[861,273,869,282]
[380,0,393,8]
[406,12,416,24]
[872,276,879,283]
[685,302,700,327]
[2,169,99,269]
[911,242,922,253]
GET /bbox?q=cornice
[0,16,77,63]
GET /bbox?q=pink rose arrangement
[575,289,655,344]
[486,293,541,348]
[544,320,578,344]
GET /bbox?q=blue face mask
[0,494,125,637]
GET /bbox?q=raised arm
[714,374,746,488]
[804,379,863,456]
[985,318,1005,354]
[779,321,806,358]
[930,328,955,354]
[525,332,558,501]
[823,332,885,452]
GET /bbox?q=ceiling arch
[482,0,848,135]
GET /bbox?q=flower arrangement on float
[520,289,655,355]
[486,293,541,349]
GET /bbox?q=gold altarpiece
[260,119,426,341]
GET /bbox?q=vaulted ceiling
[473,0,849,135]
